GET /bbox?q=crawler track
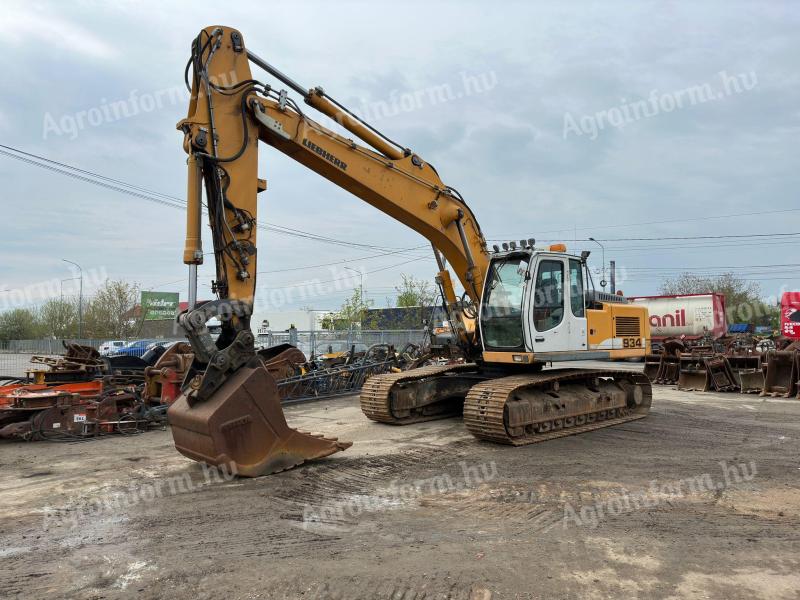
[463,369,652,445]
[360,363,479,424]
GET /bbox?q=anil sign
[628,293,727,340]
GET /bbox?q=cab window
[481,256,529,348]
[569,259,585,318]
[533,260,564,332]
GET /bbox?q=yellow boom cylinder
[183,153,203,265]
[306,90,405,161]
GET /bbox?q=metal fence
[257,329,426,359]
[0,330,427,379]
[278,359,399,404]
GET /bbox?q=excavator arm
[169,25,490,476]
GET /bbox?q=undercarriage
[360,365,652,444]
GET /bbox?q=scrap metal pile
[0,342,179,441]
[644,336,799,397]
[0,340,428,442]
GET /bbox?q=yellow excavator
[168,26,652,477]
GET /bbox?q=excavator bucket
[761,350,798,398]
[168,359,351,477]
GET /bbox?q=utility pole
[62,259,83,338]
[609,260,616,294]
[588,238,606,290]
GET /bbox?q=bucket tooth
[168,361,351,477]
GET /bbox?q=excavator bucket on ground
[168,359,351,477]
[761,350,798,398]
[677,354,710,391]
[643,354,662,381]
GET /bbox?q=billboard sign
[781,292,800,339]
[141,291,180,321]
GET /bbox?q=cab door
[526,256,572,352]
[567,258,588,351]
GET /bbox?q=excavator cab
[480,243,649,362]
[480,246,590,356]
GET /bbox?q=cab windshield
[481,256,529,349]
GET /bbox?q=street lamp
[344,266,364,328]
[588,238,606,290]
[62,259,83,338]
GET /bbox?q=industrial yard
[2,3,799,600]
[2,366,799,600]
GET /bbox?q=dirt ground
[1,364,799,600]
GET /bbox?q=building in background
[252,310,328,335]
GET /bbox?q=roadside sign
[141,291,180,321]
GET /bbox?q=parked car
[111,339,163,358]
[141,340,182,365]
[98,340,126,356]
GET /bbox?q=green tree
[394,274,435,308]
[84,280,140,338]
[659,272,776,326]
[320,312,339,331]
[0,308,42,341]
[331,285,373,329]
[39,298,78,338]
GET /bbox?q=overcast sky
[0,0,797,314]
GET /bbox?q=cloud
[1,4,117,60]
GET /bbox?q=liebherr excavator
[169,26,652,477]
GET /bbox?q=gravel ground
[1,367,798,599]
